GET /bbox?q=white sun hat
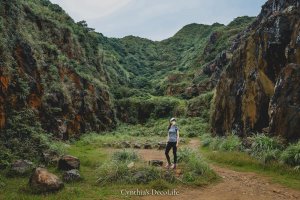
[170,117,176,122]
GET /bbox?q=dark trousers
[165,141,177,164]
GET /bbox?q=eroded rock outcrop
[211,0,300,141]
[0,0,117,140]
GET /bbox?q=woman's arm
[176,130,179,147]
[166,132,169,144]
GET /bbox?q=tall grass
[200,133,242,151]
[280,141,300,168]
[178,147,218,184]
[200,132,300,168]
[96,158,167,185]
[112,149,140,162]
[249,134,284,164]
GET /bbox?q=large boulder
[29,167,64,193]
[58,155,80,171]
[8,160,34,176]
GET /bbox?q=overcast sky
[50,0,266,41]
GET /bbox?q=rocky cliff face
[211,0,300,141]
[0,0,117,139]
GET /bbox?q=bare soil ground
[131,139,300,200]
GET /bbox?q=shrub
[200,134,213,147]
[96,160,130,185]
[130,166,162,184]
[177,147,194,163]
[178,147,216,183]
[187,154,210,176]
[209,137,223,151]
[187,92,214,121]
[219,134,242,151]
[112,149,139,162]
[280,141,300,167]
[200,133,241,152]
[0,176,5,189]
[96,160,163,185]
[0,142,14,169]
[1,109,62,163]
[249,134,283,163]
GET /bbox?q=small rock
[262,127,270,133]
[104,143,112,147]
[132,171,146,184]
[62,169,81,182]
[42,151,60,166]
[29,167,64,193]
[113,142,121,148]
[133,144,141,149]
[144,143,152,149]
[272,189,281,194]
[9,160,34,176]
[127,162,135,169]
[121,141,131,148]
[149,160,163,166]
[103,143,109,147]
[158,142,166,150]
[58,155,80,171]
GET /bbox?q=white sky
[50,0,266,41]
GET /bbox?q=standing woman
[165,117,179,169]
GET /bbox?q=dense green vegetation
[3,0,300,197]
[199,132,300,190]
[0,121,218,199]
[200,133,300,168]
[201,149,300,190]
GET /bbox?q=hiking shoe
[171,164,177,169]
[165,163,171,169]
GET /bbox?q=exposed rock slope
[211,0,300,141]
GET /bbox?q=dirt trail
[132,138,300,200]
[106,140,300,200]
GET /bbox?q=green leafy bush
[0,109,64,164]
[200,134,214,147]
[219,134,242,151]
[249,134,283,163]
[209,137,223,150]
[187,92,214,121]
[280,141,300,167]
[0,176,5,189]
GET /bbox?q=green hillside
[0,0,254,162]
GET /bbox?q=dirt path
[132,138,300,200]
